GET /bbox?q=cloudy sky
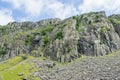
[0,0,120,25]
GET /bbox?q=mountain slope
[0,48,120,80]
[1,11,120,79]
[0,11,120,62]
[33,50,120,80]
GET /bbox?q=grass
[0,55,39,80]
[0,56,22,71]
[0,50,120,80]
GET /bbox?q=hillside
[33,50,120,80]
[0,48,120,80]
[1,11,120,80]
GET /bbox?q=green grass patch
[0,55,39,80]
[0,56,22,71]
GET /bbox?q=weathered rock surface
[77,11,120,56]
[44,19,80,62]
[33,51,120,80]
[1,11,120,62]
[44,11,120,62]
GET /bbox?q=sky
[0,0,120,25]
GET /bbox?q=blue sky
[0,0,120,25]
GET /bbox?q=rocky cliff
[0,11,120,62]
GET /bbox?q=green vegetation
[55,31,63,40]
[0,55,39,80]
[0,56,22,71]
[76,21,84,33]
[0,46,7,55]
[94,15,101,22]
[25,34,33,46]
[46,26,54,32]
[41,26,53,36]
[105,26,111,31]
[100,25,111,33]
[72,16,77,19]
[0,26,6,35]
[63,24,67,27]
[109,18,120,27]
[41,30,46,35]
[67,48,72,53]
[99,40,104,45]
[77,28,84,33]
[76,22,83,28]
[43,36,50,47]
[0,26,6,33]
[0,49,6,55]
[76,17,88,31]
[100,27,106,33]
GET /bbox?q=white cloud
[3,0,120,24]
[3,0,44,17]
[46,1,78,19]
[3,0,78,20]
[0,9,14,25]
[78,0,120,15]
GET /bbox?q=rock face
[1,11,120,62]
[77,12,120,56]
[44,19,79,62]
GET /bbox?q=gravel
[33,52,120,80]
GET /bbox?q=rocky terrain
[1,11,120,80]
[1,11,120,62]
[0,49,120,80]
[33,50,120,80]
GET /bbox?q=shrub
[76,21,84,28]
[41,26,53,36]
[96,15,100,19]
[0,50,6,55]
[33,32,40,36]
[0,46,7,55]
[76,22,80,27]
[67,48,72,53]
[100,27,106,33]
[25,34,33,46]
[41,30,46,36]
[0,26,6,34]
[72,16,77,19]
[63,24,67,27]
[109,18,120,27]
[55,31,63,40]
[46,26,53,32]
[43,36,50,47]
[106,26,111,31]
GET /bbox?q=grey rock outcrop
[44,19,79,62]
[1,11,120,62]
[77,12,120,56]
[44,11,120,61]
